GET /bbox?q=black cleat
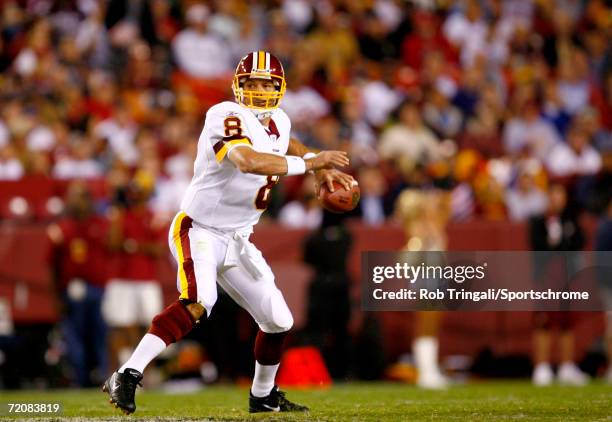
[102,369,143,415]
[249,385,309,413]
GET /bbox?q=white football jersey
[180,101,291,232]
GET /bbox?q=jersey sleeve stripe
[174,212,197,302]
[213,137,252,162]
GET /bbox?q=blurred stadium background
[0,0,611,415]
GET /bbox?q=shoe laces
[275,389,301,409]
[121,375,142,397]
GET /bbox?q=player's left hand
[314,168,355,196]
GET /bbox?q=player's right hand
[306,151,350,171]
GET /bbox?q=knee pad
[259,288,293,333]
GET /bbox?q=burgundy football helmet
[232,51,286,110]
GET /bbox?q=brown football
[319,181,360,213]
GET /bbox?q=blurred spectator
[279,174,322,229]
[472,160,508,220]
[0,145,24,180]
[378,100,440,166]
[541,79,572,138]
[52,136,103,180]
[0,120,8,147]
[13,19,53,78]
[266,9,298,65]
[151,141,196,222]
[446,147,479,222]
[172,4,231,79]
[26,124,56,153]
[281,56,330,129]
[355,166,386,226]
[402,11,456,71]
[303,212,352,379]
[357,10,396,62]
[422,79,463,139]
[442,0,488,68]
[505,168,548,222]
[103,182,164,371]
[556,52,592,116]
[395,189,450,389]
[93,103,140,167]
[307,115,342,152]
[503,101,561,161]
[361,63,404,128]
[305,9,358,84]
[577,107,610,152]
[338,92,377,165]
[529,183,589,386]
[282,0,314,33]
[459,100,503,158]
[47,181,109,386]
[208,0,263,63]
[546,123,602,178]
[74,3,110,68]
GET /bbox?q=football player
[103,51,354,414]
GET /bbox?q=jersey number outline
[224,116,243,137]
[255,175,280,210]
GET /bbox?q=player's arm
[227,145,349,176]
[107,206,124,252]
[286,137,312,157]
[288,137,355,192]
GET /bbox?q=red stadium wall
[0,219,604,364]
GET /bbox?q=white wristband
[285,156,307,176]
[302,152,316,173]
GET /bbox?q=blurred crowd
[0,0,610,227]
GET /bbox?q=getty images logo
[372,262,488,284]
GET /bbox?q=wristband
[303,152,316,173]
[285,156,307,176]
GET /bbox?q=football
[319,181,360,213]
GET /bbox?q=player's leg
[413,311,448,389]
[102,279,138,372]
[532,311,554,386]
[557,313,588,385]
[61,288,89,387]
[89,284,108,384]
[218,243,307,413]
[104,213,221,414]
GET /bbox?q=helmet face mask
[232,51,286,112]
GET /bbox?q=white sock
[413,336,439,374]
[119,333,167,374]
[251,362,280,397]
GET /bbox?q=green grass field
[2,381,611,421]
